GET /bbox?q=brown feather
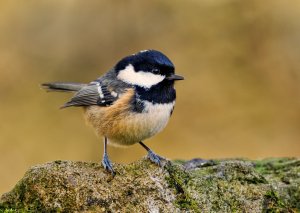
[84,88,173,146]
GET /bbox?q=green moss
[0,209,32,213]
[0,209,15,213]
[172,159,186,165]
[285,185,300,210]
[254,158,299,175]
[253,158,300,211]
[262,190,293,213]
[1,158,299,212]
[164,162,199,211]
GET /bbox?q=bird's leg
[139,141,164,166]
[102,137,115,175]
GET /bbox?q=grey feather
[62,84,100,108]
[43,69,133,109]
[41,82,86,92]
[61,82,118,108]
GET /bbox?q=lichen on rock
[0,158,299,212]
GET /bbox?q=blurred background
[1,0,300,194]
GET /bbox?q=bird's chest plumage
[84,88,175,146]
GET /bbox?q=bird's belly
[84,101,174,146]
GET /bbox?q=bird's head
[115,50,184,89]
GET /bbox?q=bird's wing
[62,81,117,108]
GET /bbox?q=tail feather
[41,82,86,92]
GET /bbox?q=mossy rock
[0,158,299,212]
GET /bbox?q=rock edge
[0,158,299,212]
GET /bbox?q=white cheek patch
[117,64,165,88]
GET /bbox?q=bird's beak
[166,74,184,81]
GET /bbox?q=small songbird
[42,50,184,175]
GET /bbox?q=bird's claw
[102,154,115,176]
[147,150,164,166]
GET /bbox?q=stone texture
[0,158,299,212]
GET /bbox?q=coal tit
[42,50,184,175]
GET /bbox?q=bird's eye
[152,68,160,74]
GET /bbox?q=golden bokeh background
[1,0,300,194]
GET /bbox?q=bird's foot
[102,154,115,176]
[147,150,164,166]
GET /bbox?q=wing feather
[62,83,116,108]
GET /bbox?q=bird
[42,50,184,175]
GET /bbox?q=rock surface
[0,158,299,212]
